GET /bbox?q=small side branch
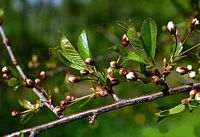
[0,26,59,117]
[5,82,200,137]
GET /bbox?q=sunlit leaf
[49,47,84,70]
[155,104,185,117]
[127,23,144,54]
[60,33,85,68]
[19,99,34,109]
[141,18,157,60]
[77,30,91,60]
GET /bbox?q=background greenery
[0,0,199,137]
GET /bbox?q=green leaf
[7,78,18,87]
[116,21,129,29]
[20,111,33,124]
[169,104,185,114]
[77,30,91,60]
[60,33,85,68]
[19,132,24,137]
[126,50,149,64]
[0,9,3,18]
[19,99,34,109]
[127,24,144,54]
[141,18,157,60]
[155,104,185,117]
[49,47,84,70]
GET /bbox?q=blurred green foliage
[0,0,199,137]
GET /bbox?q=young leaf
[19,99,34,109]
[155,104,185,117]
[60,33,85,68]
[141,18,157,60]
[49,47,84,70]
[20,111,33,124]
[127,23,143,54]
[7,78,18,87]
[77,30,91,60]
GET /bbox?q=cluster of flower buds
[176,65,196,78]
[167,21,178,35]
[53,96,75,114]
[121,34,129,47]
[1,66,11,80]
[85,58,95,66]
[28,55,40,68]
[190,18,199,31]
[68,75,81,83]
[11,110,22,117]
[181,89,200,105]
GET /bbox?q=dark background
[0,0,199,137]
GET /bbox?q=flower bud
[109,77,120,86]
[167,21,178,35]
[187,65,193,71]
[190,18,199,31]
[40,71,46,79]
[189,89,197,97]
[11,110,22,117]
[195,92,200,101]
[53,106,62,113]
[126,72,137,80]
[1,66,9,73]
[181,98,189,105]
[110,61,120,69]
[151,75,164,85]
[96,86,108,97]
[2,73,10,80]
[119,68,128,76]
[68,75,80,83]
[188,71,196,78]
[80,69,89,75]
[25,78,34,88]
[107,67,113,74]
[65,95,75,102]
[176,67,188,75]
[121,34,129,47]
[34,78,41,86]
[85,58,95,66]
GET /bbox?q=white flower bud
[192,18,199,25]
[187,65,193,71]
[167,21,178,35]
[188,71,196,78]
[107,67,113,74]
[68,75,80,83]
[2,66,9,73]
[126,72,135,80]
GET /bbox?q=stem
[178,43,200,57]
[5,82,200,137]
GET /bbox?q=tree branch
[5,82,200,137]
[0,25,60,118]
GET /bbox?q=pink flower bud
[121,34,129,47]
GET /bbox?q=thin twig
[0,25,60,117]
[5,82,200,137]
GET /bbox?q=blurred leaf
[196,24,200,32]
[0,9,3,17]
[157,116,167,123]
[77,30,91,60]
[126,50,149,64]
[49,47,83,70]
[20,111,33,124]
[19,99,33,109]
[7,78,18,87]
[116,21,129,29]
[60,33,85,68]
[155,104,185,117]
[170,43,183,60]
[141,18,157,60]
